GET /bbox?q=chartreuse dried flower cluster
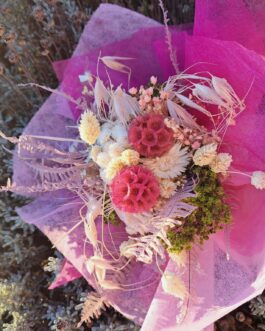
[168,166,231,252]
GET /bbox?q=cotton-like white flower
[193,143,217,166]
[159,179,177,199]
[161,272,187,300]
[90,145,101,162]
[120,149,140,166]
[210,153,232,173]
[97,122,113,145]
[251,171,265,190]
[143,144,190,179]
[111,122,128,143]
[107,142,126,158]
[79,111,100,145]
[96,152,111,169]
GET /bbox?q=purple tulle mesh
[13,1,265,330]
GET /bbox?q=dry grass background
[0,1,264,330]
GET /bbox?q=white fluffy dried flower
[107,142,126,158]
[90,145,101,162]
[193,143,217,166]
[162,272,187,300]
[251,171,265,190]
[111,122,128,143]
[97,122,113,145]
[105,157,125,181]
[143,144,190,179]
[96,152,111,168]
[120,149,140,166]
[79,111,100,145]
[210,153,232,173]
[159,179,177,199]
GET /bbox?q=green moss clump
[167,166,231,253]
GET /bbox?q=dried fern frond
[77,292,110,327]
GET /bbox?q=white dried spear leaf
[175,92,212,117]
[86,255,116,278]
[77,292,110,327]
[167,99,200,130]
[100,279,122,290]
[86,259,95,274]
[192,84,226,108]
[211,76,244,110]
[177,73,210,82]
[164,74,208,93]
[84,199,102,248]
[94,77,109,110]
[101,56,132,75]
[0,131,19,144]
[162,272,188,300]
[111,86,140,125]
[95,266,106,282]
[90,256,116,271]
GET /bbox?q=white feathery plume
[211,76,244,111]
[94,77,109,112]
[101,56,132,76]
[176,92,212,116]
[84,199,102,248]
[110,86,140,125]
[192,84,227,107]
[167,99,201,129]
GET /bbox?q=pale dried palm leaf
[77,292,110,327]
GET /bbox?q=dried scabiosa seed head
[128,112,174,158]
[111,165,160,213]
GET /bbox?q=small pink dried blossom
[150,76,157,85]
[129,87,137,95]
